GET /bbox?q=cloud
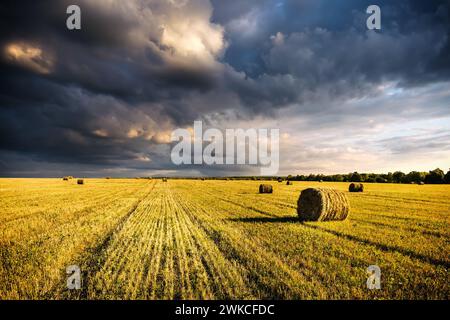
[0,0,449,176]
[3,42,54,74]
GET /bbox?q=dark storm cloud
[216,0,450,94]
[0,0,228,175]
[0,0,449,176]
[0,0,222,99]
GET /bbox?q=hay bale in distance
[297,188,349,221]
[277,177,283,183]
[77,179,84,185]
[259,184,273,194]
[63,177,69,181]
[349,183,364,192]
[419,181,425,185]
[162,178,167,182]
[286,181,293,185]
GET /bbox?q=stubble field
[0,178,448,299]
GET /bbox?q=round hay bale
[419,181,425,185]
[259,184,273,194]
[77,179,84,185]
[349,183,364,192]
[162,178,167,182]
[277,177,283,183]
[297,188,350,221]
[63,177,69,181]
[286,181,293,185]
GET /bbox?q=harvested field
[0,179,449,299]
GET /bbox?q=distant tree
[375,177,387,183]
[393,171,405,183]
[332,174,344,182]
[350,172,362,182]
[445,170,450,184]
[316,174,325,181]
[404,171,424,184]
[425,168,445,184]
[386,172,393,183]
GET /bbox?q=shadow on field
[228,216,299,223]
[300,223,450,269]
[229,216,449,269]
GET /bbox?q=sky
[0,0,449,177]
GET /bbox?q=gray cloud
[0,0,449,176]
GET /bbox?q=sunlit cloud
[4,42,53,74]
[150,131,173,144]
[93,129,109,138]
[127,128,143,139]
[135,155,151,162]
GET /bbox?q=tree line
[285,168,450,184]
[143,168,450,184]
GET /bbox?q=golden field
[0,178,448,299]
